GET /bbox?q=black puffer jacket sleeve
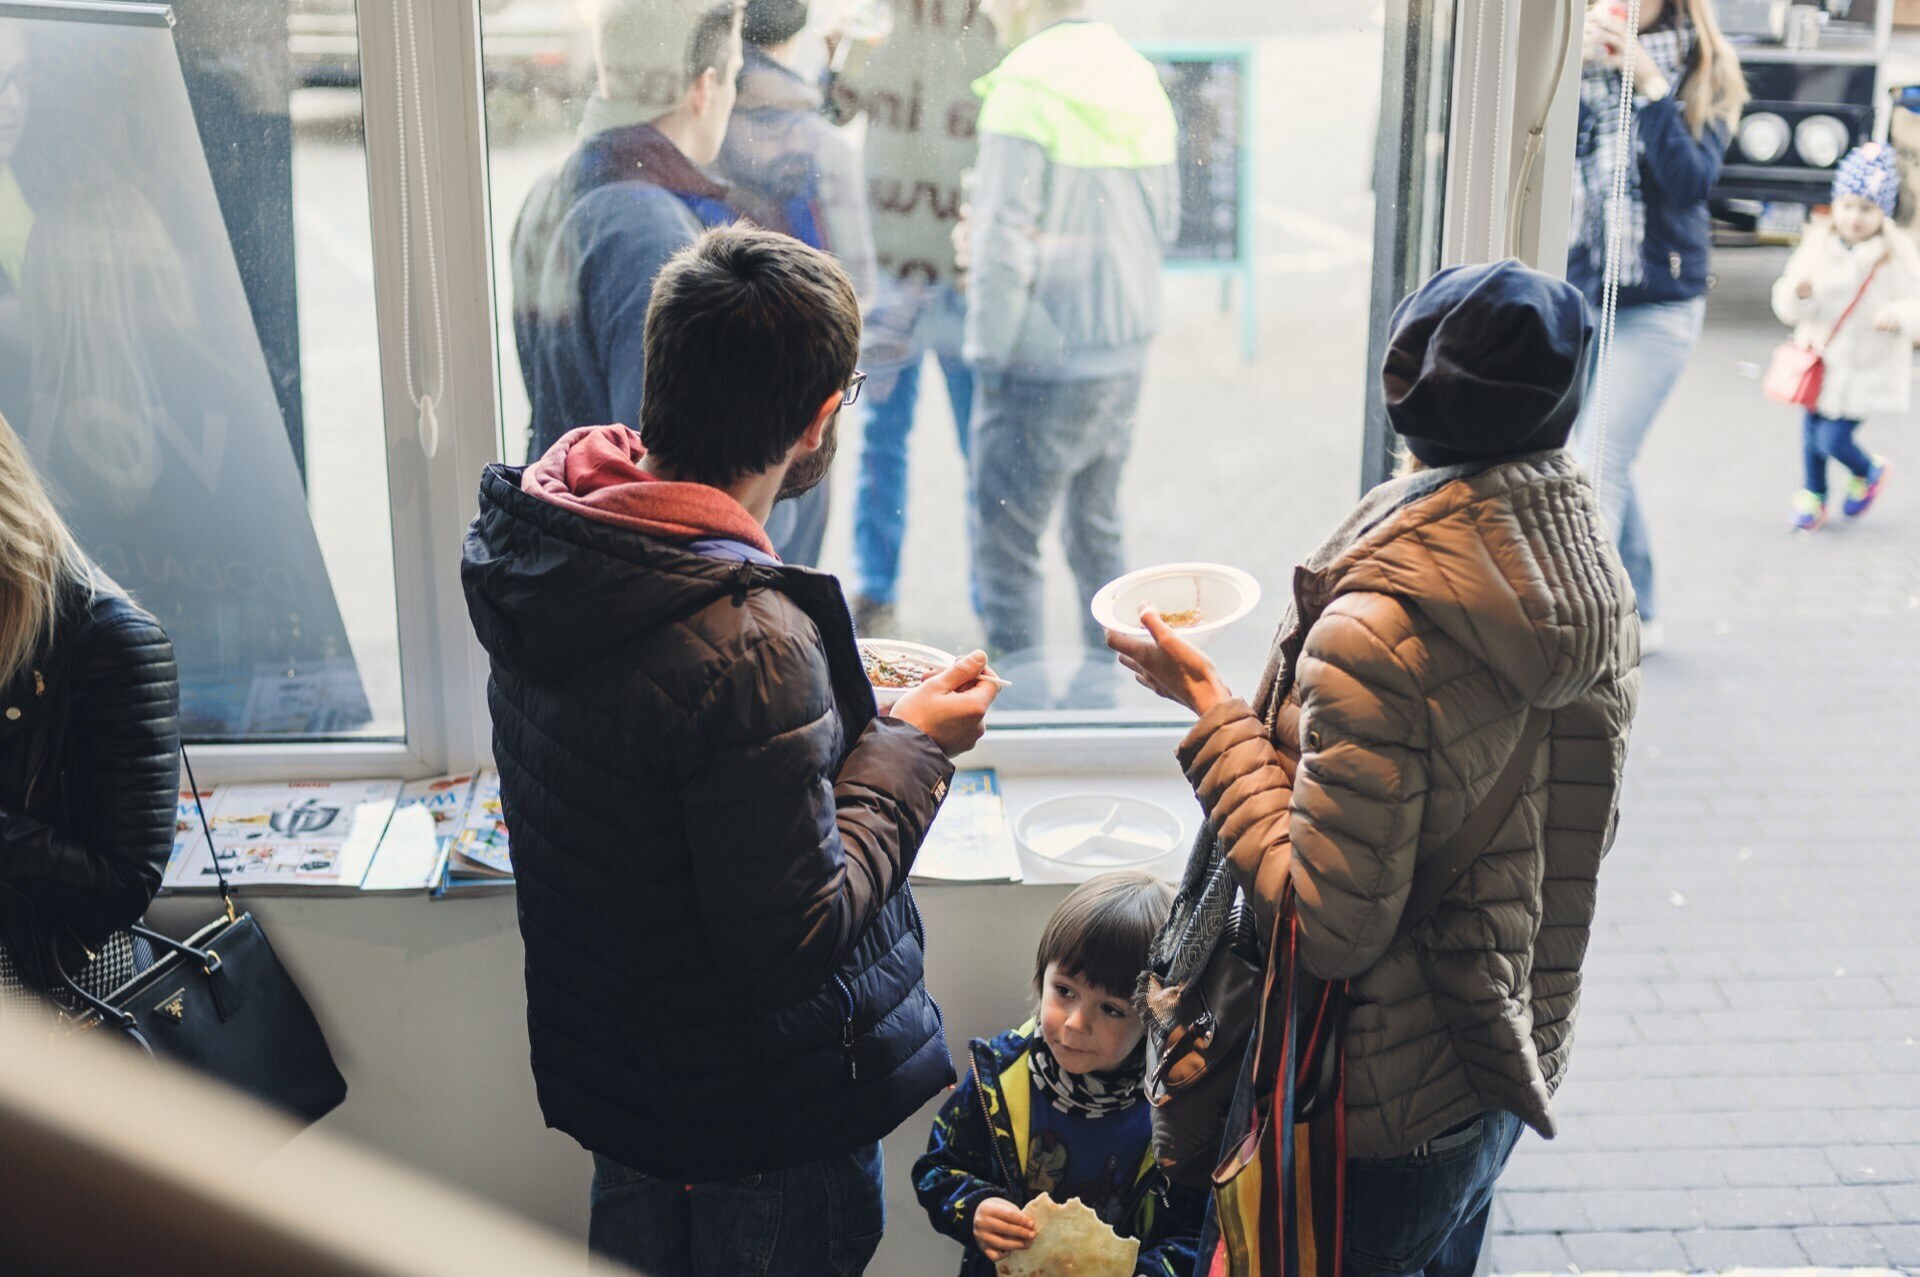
[678,626,954,1005]
[0,611,179,935]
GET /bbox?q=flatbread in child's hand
[995,1194,1140,1277]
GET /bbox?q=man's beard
[776,411,839,502]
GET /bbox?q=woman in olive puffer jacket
[1110,262,1641,1277]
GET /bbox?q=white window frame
[195,0,497,783]
[192,0,1585,785]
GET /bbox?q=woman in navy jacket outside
[1568,0,1746,654]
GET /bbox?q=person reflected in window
[0,412,179,1020]
[964,0,1178,704]
[513,0,745,462]
[1569,0,1746,656]
[464,226,1003,1276]
[840,0,1000,640]
[1109,263,1642,1277]
[0,19,34,425]
[714,0,879,567]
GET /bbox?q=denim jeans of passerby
[970,370,1142,658]
[1344,1110,1526,1277]
[853,282,974,606]
[1574,294,1707,621]
[588,1143,885,1276]
[1802,410,1875,496]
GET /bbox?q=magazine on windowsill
[161,779,401,893]
[364,772,479,892]
[909,769,1019,883]
[433,769,514,894]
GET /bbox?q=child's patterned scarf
[1029,1039,1143,1118]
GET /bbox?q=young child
[1772,142,1919,531]
[914,872,1204,1276]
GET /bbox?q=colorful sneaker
[1790,490,1828,532]
[1843,457,1890,518]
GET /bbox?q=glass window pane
[1,0,402,742]
[482,0,1447,726]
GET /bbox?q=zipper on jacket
[970,1045,1019,1192]
[833,975,859,1081]
[1669,251,1682,280]
[903,883,946,1037]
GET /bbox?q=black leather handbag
[56,752,347,1127]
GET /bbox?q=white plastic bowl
[1013,794,1186,885]
[858,638,956,712]
[1090,562,1262,650]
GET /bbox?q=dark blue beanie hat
[1383,260,1594,468]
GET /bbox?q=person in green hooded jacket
[963,0,1178,702]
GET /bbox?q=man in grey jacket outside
[965,0,1177,702]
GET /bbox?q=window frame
[188,0,1579,784]
[193,0,497,782]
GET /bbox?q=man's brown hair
[1032,871,1174,999]
[639,224,860,485]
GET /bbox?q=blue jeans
[1574,295,1707,621]
[1194,1039,1524,1277]
[970,370,1142,657]
[1802,411,1875,496]
[852,282,974,604]
[1344,1111,1526,1277]
[587,1143,885,1276]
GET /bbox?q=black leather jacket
[0,578,180,987]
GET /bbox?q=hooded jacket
[965,21,1180,379]
[460,428,957,1181]
[913,1024,1205,1277]
[1771,219,1920,421]
[717,46,879,303]
[1178,452,1640,1159]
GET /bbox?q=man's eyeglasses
[842,370,868,407]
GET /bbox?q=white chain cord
[1589,0,1640,484]
[1465,0,1489,262]
[391,0,449,455]
[1488,0,1513,263]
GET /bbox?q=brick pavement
[1485,244,1920,1274]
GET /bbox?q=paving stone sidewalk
[1485,246,1920,1275]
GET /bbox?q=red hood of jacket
[521,425,778,558]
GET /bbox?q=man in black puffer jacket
[463,225,1001,1276]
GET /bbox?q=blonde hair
[1675,0,1749,137]
[0,412,94,689]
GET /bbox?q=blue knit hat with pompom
[1833,142,1902,217]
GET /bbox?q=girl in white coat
[1772,143,1920,530]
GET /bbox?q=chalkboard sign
[1143,44,1256,357]
[1149,48,1251,264]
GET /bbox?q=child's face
[1038,962,1145,1076]
[1834,195,1886,245]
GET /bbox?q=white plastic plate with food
[858,638,956,711]
[1090,562,1261,650]
[1012,794,1185,885]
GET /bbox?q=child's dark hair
[1032,872,1174,999]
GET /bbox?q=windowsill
[964,722,1189,776]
